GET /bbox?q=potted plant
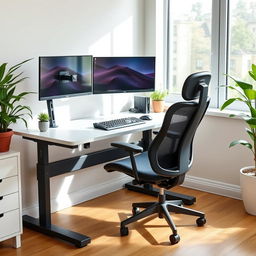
[0,59,33,152]
[150,90,169,113]
[38,113,49,132]
[220,64,256,215]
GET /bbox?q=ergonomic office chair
[104,71,211,244]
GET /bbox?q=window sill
[206,108,247,119]
[165,101,247,119]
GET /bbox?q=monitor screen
[39,55,93,100]
[93,56,155,94]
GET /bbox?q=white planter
[38,121,49,132]
[240,166,256,215]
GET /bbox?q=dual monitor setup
[39,55,155,128]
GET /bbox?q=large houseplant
[0,59,32,152]
[221,64,256,215]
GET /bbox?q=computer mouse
[140,115,152,121]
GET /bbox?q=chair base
[120,189,206,245]
[124,181,196,205]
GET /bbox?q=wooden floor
[1,187,256,256]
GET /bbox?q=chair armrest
[111,142,143,153]
[111,142,142,183]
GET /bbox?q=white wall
[191,115,253,186]
[144,0,156,55]
[0,0,148,215]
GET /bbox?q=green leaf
[11,105,32,117]
[7,72,23,84]
[228,75,253,90]
[252,64,256,76]
[7,58,32,74]
[249,105,256,118]
[226,85,247,100]
[6,77,28,88]
[220,98,237,110]
[249,71,256,81]
[0,73,13,85]
[150,90,169,101]
[245,128,256,142]
[0,59,33,129]
[244,89,256,100]
[246,118,256,129]
[229,140,252,149]
[0,63,7,81]
[0,99,13,108]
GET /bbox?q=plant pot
[152,100,165,113]
[38,121,49,132]
[240,166,256,215]
[0,129,14,152]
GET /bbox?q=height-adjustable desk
[14,112,195,247]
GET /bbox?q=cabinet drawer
[0,176,18,196]
[0,156,18,179]
[0,209,20,239]
[0,193,19,213]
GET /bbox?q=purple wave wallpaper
[93,57,155,94]
[39,56,93,100]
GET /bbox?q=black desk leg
[23,141,91,248]
[124,129,196,206]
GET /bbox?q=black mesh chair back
[148,71,211,178]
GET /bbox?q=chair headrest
[182,71,211,100]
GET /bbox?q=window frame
[162,0,252,111]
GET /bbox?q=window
[164,0,256,110]
[228,0,256,100]
[167,0,212,94]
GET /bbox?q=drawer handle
[0,196,3,200]
[0,213,4,218]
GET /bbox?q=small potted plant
[0,59,33,152]
[220,64,256,215]
[150,90,169,112]
[38,113,49,132]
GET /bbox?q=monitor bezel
[39,55,93,101]
[93,56,155,95]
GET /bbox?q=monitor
[93,56,155,94]
[39,55,93,100]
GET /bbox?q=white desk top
[14,112,165,146]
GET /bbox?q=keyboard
[93,117,145,131]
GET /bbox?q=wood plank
[1,187,256,256]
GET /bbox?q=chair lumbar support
[120,188,206,245]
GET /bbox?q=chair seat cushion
[104,152,171,183]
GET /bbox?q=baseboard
[22,175,132,218]
[183,175,241,200]
[23,174,241,217]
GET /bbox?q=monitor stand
[47,99,58,128]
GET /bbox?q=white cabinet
[0,151,22,248]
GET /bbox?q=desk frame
[22,129,195,248]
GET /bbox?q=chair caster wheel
[132,207,140,216]
[196,217,206,227]
[120,226,129,236]
[169,234,180,245]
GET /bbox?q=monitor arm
[47,99,58,128]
